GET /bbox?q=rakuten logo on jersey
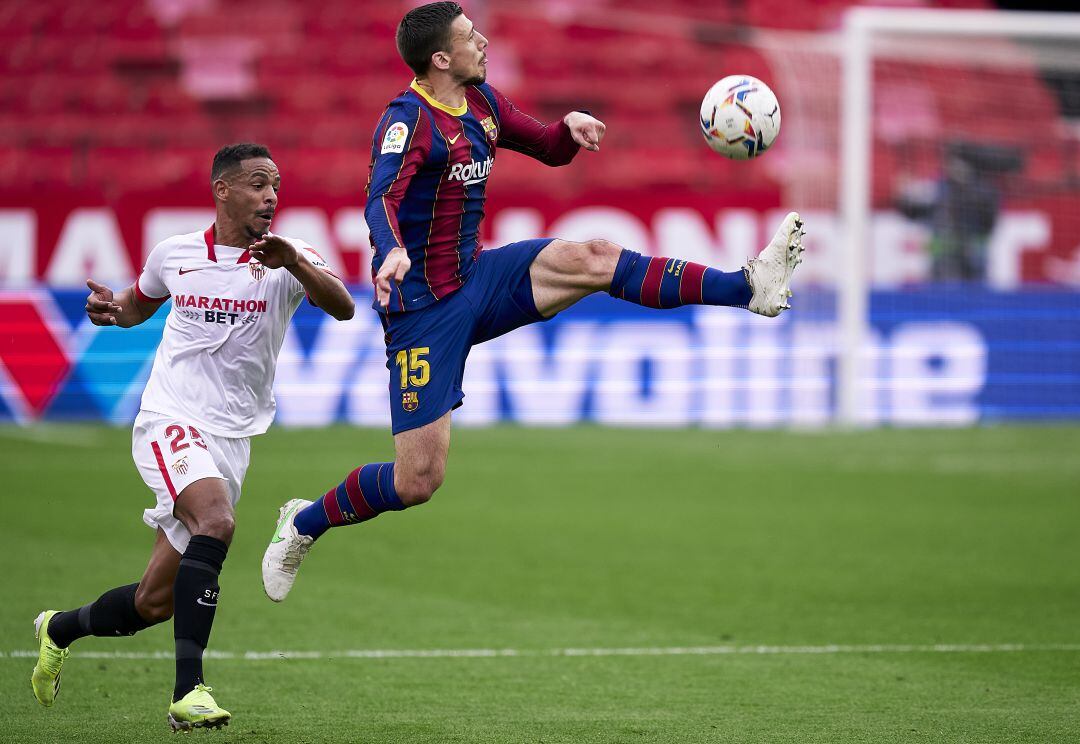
[174,294,268,326]
[448,157,494,186]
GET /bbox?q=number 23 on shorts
[395,347,430,389]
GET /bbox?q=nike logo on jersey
[448,133,462,145]
[178,267,209,275]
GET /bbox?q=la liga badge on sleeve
[382,122,409,154]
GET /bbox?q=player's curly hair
[396,1,464,77]
[211,143,273,182]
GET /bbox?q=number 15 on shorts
[395,347,430,389]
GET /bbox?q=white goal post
[838,8,1080,426]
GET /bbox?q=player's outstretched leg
[32,586,153,706]
[262,463,404,602]
[32,531,178,707]
[263,414,448,602]
[530,212,805,319]
[608,211,804,316]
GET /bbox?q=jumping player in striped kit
[262,2,805,600]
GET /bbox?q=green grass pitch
[2,424,1079,743]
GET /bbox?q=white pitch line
[4,643,1080,661]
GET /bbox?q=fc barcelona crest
[480,116,497,141]
[402,391,419,412]
[249,260,267,281]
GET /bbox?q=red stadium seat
[0,0,1060,202]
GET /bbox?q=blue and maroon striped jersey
[365,80,580,313]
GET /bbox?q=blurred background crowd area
[2,1,1079,425]
[1,0,1077,208]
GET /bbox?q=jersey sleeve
[134,239,172,303]
[298,245,332,273]
[285,239,338,302]
[364,102,433,257]
[488,85,580,167]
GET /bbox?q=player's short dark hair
[396,2,463,77]
[211,143,273,182]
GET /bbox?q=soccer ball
[699,75,781,160]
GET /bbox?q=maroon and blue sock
[609,250,751,308]
[293,462,404,540]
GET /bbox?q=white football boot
[262,499,314,603]
[746,211,805,317]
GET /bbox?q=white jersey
[135,225,332,438]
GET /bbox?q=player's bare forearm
[250,233,354,320]
[85,281,162,327]
[287,258,355,320]
[110,286,147,327]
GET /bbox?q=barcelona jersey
[365,79,580,313]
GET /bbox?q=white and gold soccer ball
[699,75,781,160]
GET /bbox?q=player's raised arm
[364,104,432,308]
[249,234,354,320]
[490,86,604,165]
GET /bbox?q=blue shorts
[382,239,554,434]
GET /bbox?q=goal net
[760,9,1080,425]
